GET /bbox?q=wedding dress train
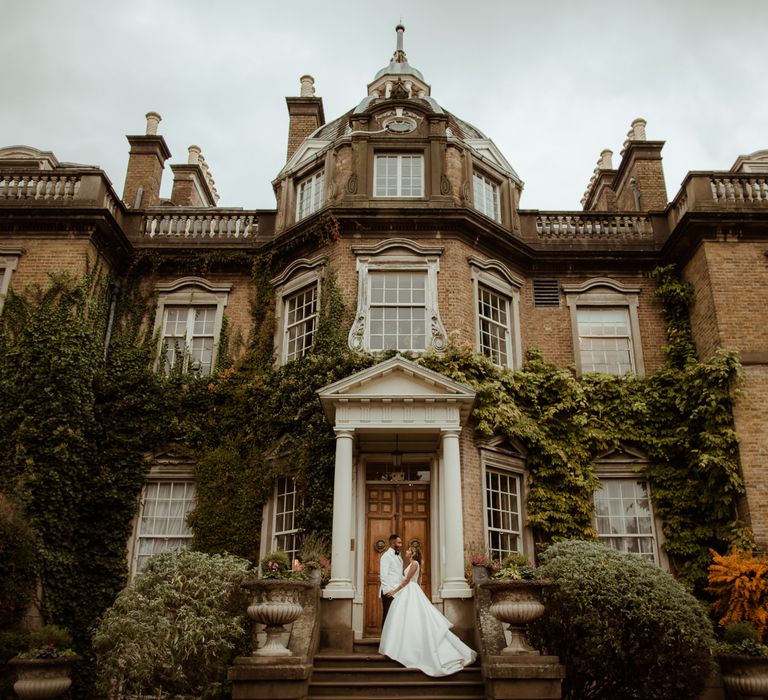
[378,562,477,677]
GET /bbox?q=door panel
[364,482,430,637]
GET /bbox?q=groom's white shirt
[379,547,404,596]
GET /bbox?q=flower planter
[718,654,768,700]
[481,580,549,655]
[241,578,313,657]
[10,656,80,699]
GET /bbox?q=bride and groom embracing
[378,533,477,677]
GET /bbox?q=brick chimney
[122,112,172,208]
[169,145,220,207]
[613,118,668,211]
[285,75,325,162]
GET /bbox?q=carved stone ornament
[346,174,358,194]
[461,181,470,205]
[430,315,447,351]
[349,313,366,349]
[391,80,409,99]
[440,174,451,195]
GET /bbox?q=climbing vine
[0,250,747,699]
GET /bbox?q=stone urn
[718,654,768,700]
[9,656,80,699]
[241,578,312,657]
[481,580,549,655]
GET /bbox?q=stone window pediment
[348,241,447,354]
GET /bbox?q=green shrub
[530,540,715,700]
[0,504,38,629]
[92,549,252,699]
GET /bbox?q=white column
[324,429,355,598]
[438,428,472,598]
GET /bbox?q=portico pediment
[317,355,476,428]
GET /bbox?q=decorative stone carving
[481,580,549,655]
[348,313,366,349]
[346,174,358,194]
[242,579,313,657]
[440,174,451,195]
[718,654,768,700]
[430,315,447,351]
[10,657,80,699]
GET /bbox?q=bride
[379,546,477,677]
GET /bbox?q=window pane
[374,155,423,197]
[594,478,656,562]
[368,272,427,351]
[577,308,634,375]
[478,284,510,366]
[136,481,196,574]
[485,468,522,561]
[274,476,300,563]
[297,170,324,221]
[285,284,318,361]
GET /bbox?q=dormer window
[374,154,423,197]
[473,171,500,222]
[296,170,324,221]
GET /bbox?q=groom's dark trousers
[381,592,393,626]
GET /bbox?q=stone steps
[309,650,484,700]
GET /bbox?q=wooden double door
[364,481,431,637]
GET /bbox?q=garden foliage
[708,549,768,639]
[92,549,251,700]
[530,540,715,700]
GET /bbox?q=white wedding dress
[378,561,477,676]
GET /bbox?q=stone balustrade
[534,213,653,240]
[710,174,768,205]
[0,172,82,201]
[669,173,768,230]
[141,211,259,239]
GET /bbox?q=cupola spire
[393,23,406,63]
[368,24,431,98]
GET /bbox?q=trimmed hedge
[530,540,715,700]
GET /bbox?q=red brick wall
[732,366,768,547]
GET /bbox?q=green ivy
[0,254,746,700]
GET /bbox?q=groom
[379,533,403,626]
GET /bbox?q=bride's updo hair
[411,547,423,564]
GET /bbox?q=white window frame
[295,169,324,221]
[593,449,667,568]
[479,443,533,562]
[153,278,230,376]
[563,278,645,377]
[348,239,447,353]
[272,476,300,563]
[473,171,501,222]
[374,154,424,198]
[272,256,325,364]
[0,249,22,316]
[128,462,197,578]
[469,257,523,369]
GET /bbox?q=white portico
[317,355,475,633]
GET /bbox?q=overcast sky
[1,0,766,211]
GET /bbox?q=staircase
[308,639,484,700]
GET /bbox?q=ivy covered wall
[0,256,751,697]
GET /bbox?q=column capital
[440,427,462,439]
[334,428,355,440]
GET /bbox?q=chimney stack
[122,111,171,208]
[285,75,325,161]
